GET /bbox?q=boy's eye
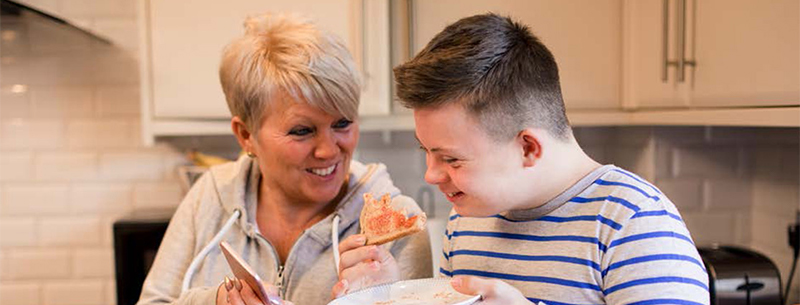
[332,119,353,129]
[288,127,313,136]
[443,157,458,164]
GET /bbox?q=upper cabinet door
[624,0,799,109]
[146,0,385,119]
[412,0,623,111]
[690,0,799,107]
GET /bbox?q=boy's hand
[451,275,531,305]
[332,234,400,298]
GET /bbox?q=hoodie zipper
[275,265,285,298]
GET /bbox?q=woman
[136,13,432,305]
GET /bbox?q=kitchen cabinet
[623,0,799,109]
[409,0,623,111]
[138,0,391,143]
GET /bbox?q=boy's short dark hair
[394,13,570,141]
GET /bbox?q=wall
[0,6,186,305]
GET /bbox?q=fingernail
[224,276,233,290]
[341,279,349,293]
[355,235,366,245]
[233,277,243,291]
[370,261,380,270]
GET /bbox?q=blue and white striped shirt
[439,165,709,305]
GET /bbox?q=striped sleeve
[601,199,709,305]
[438,212,456,277]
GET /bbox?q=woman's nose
[314,131,339,159]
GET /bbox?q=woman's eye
[332,119,353,129]
[288,127,313,136]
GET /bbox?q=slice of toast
[360,193,427,246]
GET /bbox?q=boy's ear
[231,117,255,154]
[516,129,542,168]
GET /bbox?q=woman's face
[248,92,359,205]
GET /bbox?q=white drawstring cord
[332,214,341,276]
[181,209,242,292]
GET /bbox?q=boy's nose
[424,164,447,185]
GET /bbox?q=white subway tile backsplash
[27,55,95,86]
[43,280,105,305]
[100,152,164,181]
[6,249,71,280]
[753,180,800,215]
[607,145,655,181]
[706,179,752,211]
[39,217,101,246]
[69,183,132,215]
[0,282,41,305]
[35,152,99,181]
[90,53,139,85]
[673,146,742,178]
[95,85,140,118]
[0,119,65,149]
[0,218,37,247]
[656,178,703,212]
[73,248,113,278]
[105,279,117,305]
[653,126,710,144]
[132,182,183,210]
[67,119,135,149]
[682,212,740,246]
[30,86,94,118]
[0,152,34,182]
[0,86,31,119]
[2,184,70,216]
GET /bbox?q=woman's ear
[517,129,542,168]
[231,117,255,154]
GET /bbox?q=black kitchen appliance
[113,209,174,305]
[699,245,782,305]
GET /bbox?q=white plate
[328,278,481,305]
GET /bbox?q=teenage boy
[388,13,709,305]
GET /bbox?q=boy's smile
[414,103,523,217]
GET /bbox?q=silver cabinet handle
[662,0,670,82]
[662,0,696,83]
[676,0,686,82]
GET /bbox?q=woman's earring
[246,151,256,158]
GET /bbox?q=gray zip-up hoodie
[136,156,432,305]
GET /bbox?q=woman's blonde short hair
[219,13,361,133]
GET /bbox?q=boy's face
[414,103,523,217]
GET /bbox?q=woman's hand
[331,234,400,298]
[216,277,294,305]
[451,276,531,305]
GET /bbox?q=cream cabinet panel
[690,0,799,107]
[146,0,357,119]
[412,0,623,111]
[624,0,799,109]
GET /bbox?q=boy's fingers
[451,276,496,298]
[338,234,367,254]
